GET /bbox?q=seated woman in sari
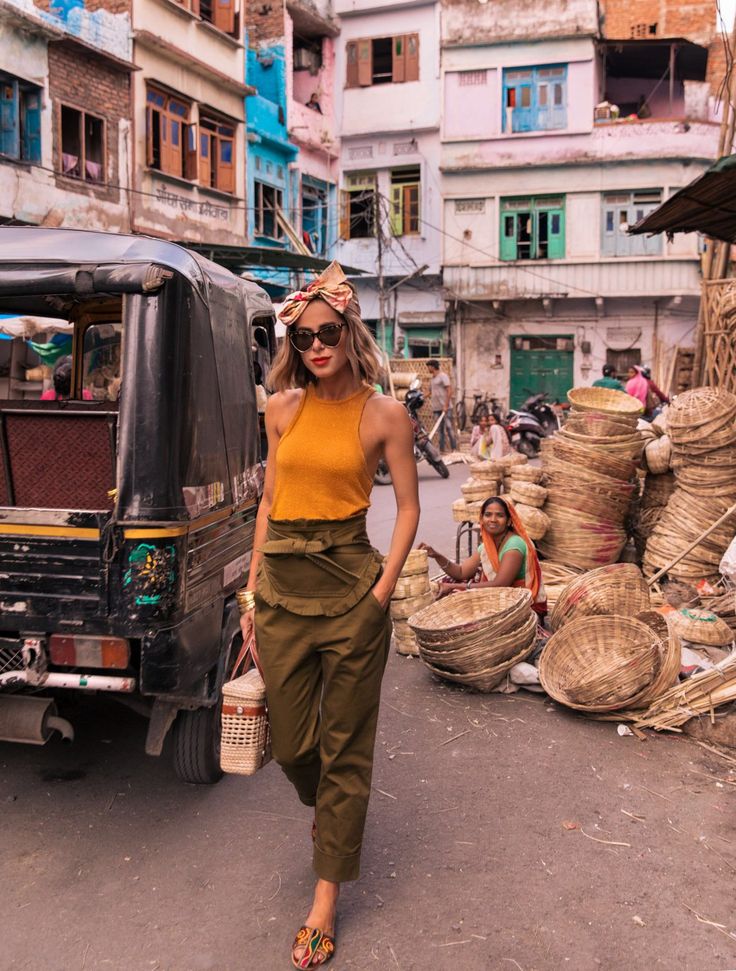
[420,496,547,616]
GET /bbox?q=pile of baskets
[408,587,537,692]
[452,461,502,523]
[538,387,642,570]
[539,563,681,713]
[644,388,736,583]
[389,549,434,656]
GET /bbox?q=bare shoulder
[364,392,410,424]
[266,388,304,431]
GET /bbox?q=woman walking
[239,262,419,968]
[420,496,546,616]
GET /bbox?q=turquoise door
[509,335,574,410]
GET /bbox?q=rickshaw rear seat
[0,408,116,510]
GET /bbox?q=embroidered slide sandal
[291,926,336,968]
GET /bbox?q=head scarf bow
[278,261,354,327]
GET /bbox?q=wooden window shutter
[145,106,154,166]
[184,123,197,180]
[389,184,403,236]
[339,190,351,239]
[218,134,235,193]
[199,129,212,186]
[392,35,406,83]
[357,39,372,87]
[405,33,419,82]
[346,41,359,88]
[213,0,235,35]
[404,183,419,234]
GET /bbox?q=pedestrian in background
[238,261,419,969]
[428,359,457,453]
[592,363,625,391]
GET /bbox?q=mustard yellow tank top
[270,384,375,521]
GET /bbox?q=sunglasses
[289,323,344,353]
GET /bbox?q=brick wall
[244,0,285,44]
[33,0,131,14]
[600,0,716,44]
[48,43,131,203]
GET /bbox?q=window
[601,190,663,257]
[302,183,328,255]
[340,172,376,239]
[60,106,105,182]
[173,0,237,36]
[0,72,41,163]
[345,34,419,87]
[502,65,567,132]
[390,166,420,236]
[146,87,196,180]
[500,197,565,260]
[255,181,283,239]
[199,114,235,193]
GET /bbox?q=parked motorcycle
[519,390,561,436]
[375,380,450,484]
[505,409,545,458]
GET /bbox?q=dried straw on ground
[629,653,736,731]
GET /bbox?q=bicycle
[455,391,502,431]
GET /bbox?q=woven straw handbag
[220,633,272,776]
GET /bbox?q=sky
[719,0,736,32]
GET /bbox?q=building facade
[440,0,720,409]
[333,0,445,356]
[131,0,249,244]
[0,0,133,231]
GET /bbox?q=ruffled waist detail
[256,513,382,617]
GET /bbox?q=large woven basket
[390,589,434,621]
[643,435,672,474]
[566,413,640,438]
[469,460,505,479]
[510,465,545,484]
[509,481,547,508]
[419,617,537,692]
[549,563,650,631]
[539,615,668,712]
[498,452,528,468]
[461,478,495,502]
[514,503,550,540]
[666,388,736,446]
[409,586,532,643]
[668,607,734,647]
[632,610,682,706]
[398,548,429,576]
[392,572,430,599]
[567,387,644,417]
[221,666,272,775]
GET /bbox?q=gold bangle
[236,589,256,614]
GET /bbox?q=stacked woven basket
[538,387,643,570]
[389,549,434,657]
[539,563,681,713]
[408,587,537,692]
[644,388,736,583]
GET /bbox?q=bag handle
[230,629,264,680]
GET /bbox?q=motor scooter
[375,380,450,484]
[505,409,545,457]
[519,390,561,436]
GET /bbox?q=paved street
[2,460,736,971]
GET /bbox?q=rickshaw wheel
[172,703,223,785]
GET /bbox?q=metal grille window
[601,190,663,257]
[455,199,486,214]
[458,70,487,86]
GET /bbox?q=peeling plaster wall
[441,0,599,47]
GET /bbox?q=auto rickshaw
[0,227,276,783]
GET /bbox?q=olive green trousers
[254,515,392,883]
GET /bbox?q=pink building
[440,0,720,409]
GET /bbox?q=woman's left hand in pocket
[370,582,392,610]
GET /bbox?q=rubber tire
[423,445,450,478]
[374,460,393,486]
[455,400,467,432]
[472,402,490,423]
[172,703,223,785]
[516,435,540,458]
[540,417,558,437]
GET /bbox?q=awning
[629,155,736,242]
[183,243,365,275]
[601,38,708,82]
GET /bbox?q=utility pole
[375,190,387,354]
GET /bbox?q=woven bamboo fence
[388,357,456,434]
[702,279,736,394]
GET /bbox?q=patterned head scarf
[278,260,354,327]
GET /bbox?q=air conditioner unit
[294,48,320,72]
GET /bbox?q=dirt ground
[2,462,736,970]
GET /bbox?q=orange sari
[479,499,547,614]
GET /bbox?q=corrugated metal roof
[630,155,736,242]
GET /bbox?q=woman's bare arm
[370,398,420,608]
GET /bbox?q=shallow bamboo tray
[567,387,644,417]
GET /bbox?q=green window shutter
[500,210,517,260]
[547,207,565,259]
[390,184,403,236]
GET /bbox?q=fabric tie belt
[256,513,383,617]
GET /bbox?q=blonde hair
[269,291,383,391]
